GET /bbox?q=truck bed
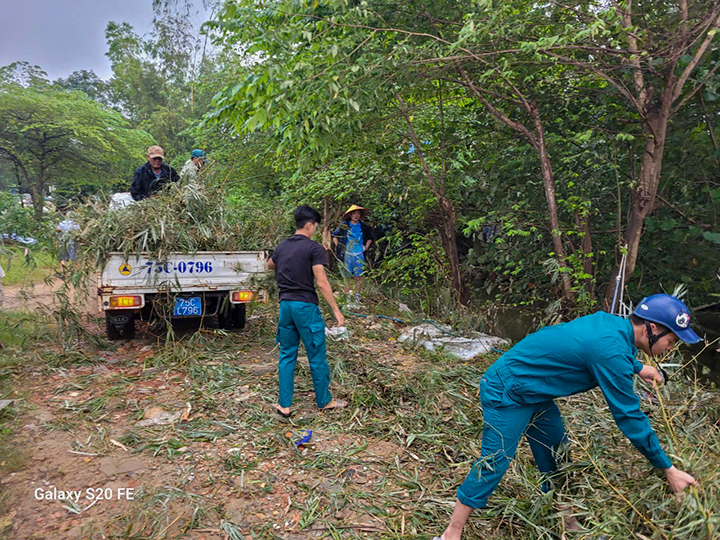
[99,251,267,295]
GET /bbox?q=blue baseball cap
[191,149,206,159]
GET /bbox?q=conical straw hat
[343,204,368,219]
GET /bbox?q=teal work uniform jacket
[492,311,672,470]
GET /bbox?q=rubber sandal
[321,398,348,411]
[275,406,292,418]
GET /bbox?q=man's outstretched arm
[312,264,344,327]
[590,359,697,492]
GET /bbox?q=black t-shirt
[271,235,328,304]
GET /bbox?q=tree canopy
[2,0,719,310]
[0,78,152,216]
[205,0,720,307]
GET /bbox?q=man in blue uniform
[267,205,347,417]
[436,294,701,540]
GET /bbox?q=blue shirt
[490,311,671,469]
[346,222,364,255]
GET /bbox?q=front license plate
[174,297,202,316]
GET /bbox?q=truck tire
[217,303,234,330]
[123,317,136,339]
[234,304,247,330]
[217,304,247,330]
[106,313,121,340]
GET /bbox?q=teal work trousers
[276,300,332,409]
[457,364,569,509]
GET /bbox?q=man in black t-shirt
[267,205,347,417]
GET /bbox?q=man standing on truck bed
[267,205,348,417]
[180,149,206,183]
[130,145,180,201]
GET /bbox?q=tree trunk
[436,196,468,304]
[603,114,669,308]
[394,91,468,304]
[458,68,575,305]
[321,196,333,251]
[574,211,595,298]
[531,105,574,302]
[31,169,45,221]
[699,93,720,170]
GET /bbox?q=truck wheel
[123,317,136,339]
[217,305,234,330]
[106,313,121,340]
[234,304,247,330]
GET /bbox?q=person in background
[180,149,207,183]
[56,215,80,264]
[267,205,347,417]
[130,145,180,201]
[332,205,374,304]
[435,294,701,540]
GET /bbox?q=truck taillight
[231,291,254,303]
[109,295,142,308]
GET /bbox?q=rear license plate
[174,297,202,316]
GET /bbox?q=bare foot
[435,529,461,540]
[321,398,348,410]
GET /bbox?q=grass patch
[1,248,56,287]
[0,405,28,476]
[0,310,47,351]
[0,310,45,478]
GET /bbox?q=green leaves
[0,83,152,210]
[199,0,720,307]
[703,231,720,244]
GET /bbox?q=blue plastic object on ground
[294,429,312,447]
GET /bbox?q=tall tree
[0,80,152,217]
[207,0,583,302]
[54,70,112,107]
[104,4,220,163]
[527,0,720,305]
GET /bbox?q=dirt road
[1,279,99,314]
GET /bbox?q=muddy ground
[2,338,409,539]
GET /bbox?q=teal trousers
[276,300,332,409]
[457,364,569,508]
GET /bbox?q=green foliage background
[1,0,719,314]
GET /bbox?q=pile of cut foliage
[46,179,289,345]
[75,180,288,267]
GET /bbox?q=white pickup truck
[98,251,267,339]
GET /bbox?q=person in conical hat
[332,205,374,302]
